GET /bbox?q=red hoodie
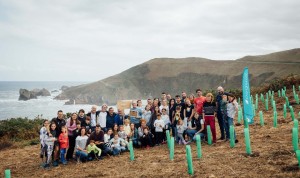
[59,132,69,149]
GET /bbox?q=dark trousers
[66,135,75,160]
[217,111,225,139]
[155,131,164,144]
[141,135,153,147]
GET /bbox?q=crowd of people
[39,86,239,169]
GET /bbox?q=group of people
[39,86,239,169]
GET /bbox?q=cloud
[0,0,299,81]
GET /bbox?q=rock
[19,89,37,101]
[18,88,50,101]
[51,90,59,93]
[35,88,50,96]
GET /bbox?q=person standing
[194,89,206,119]
[216,86,228,140]
[86,106,100,132]
[98,104,108,133]
[203,93,217,143]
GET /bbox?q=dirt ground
[0,92,300,178]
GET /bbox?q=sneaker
[52,160,58,167]
[43,163,50,169]
[62,161,67,165]
[235,139,239,143]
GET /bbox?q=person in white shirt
[153,113,165,145]
[86,105,100,132]
[98,104,108,132]
[225,93,239,143]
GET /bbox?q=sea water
[0,81,95,120]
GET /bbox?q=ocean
[0,81,94,120]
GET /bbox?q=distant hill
[55,48,300,105]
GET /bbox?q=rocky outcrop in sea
[19,88,51,101]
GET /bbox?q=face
[109,108,114,115]
[91,106,97,113]
[130,123,135,129]
[162,99,167,106]
[206,96,212,102]
[72,113,77,120]
[167,94,171,100]
[86,120,90,124]
[186,99,191,105]
[176,97,181,103]
[141,122,146,127]
[119,126,124,131]
[170,99,175,105]
[90,142,94,146]
[197,90,202,96]
[102,105,107,111]
[132,102,137,108]
[144,129,149,134]
[81,128,86,135]
[194,113,199,119]
[114,135,119,139]
[161,93,166,99]
[155,106,159,112]
[147,99,152,105]
[137,100,142,106]
[222,95,227,101]
[79,111,85,117]
[118,109,123,115]
[162,109,166,114]
[76,124,81,129]
[44,120,49,127]
[113,124,118,130]
[95,127,101,132]
[61,127,66,133]
[107,130,112,135]
[218,88,224,94]
[146,104,150,110]
[228,96,234,102]
[182,92,187,98]
[189,94,194,100]
[57,111,64,119]
[51,124,56,130]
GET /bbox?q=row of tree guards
[237,84,300,168]
[127,84,300,175]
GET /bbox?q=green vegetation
[0,117,44,150]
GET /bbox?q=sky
[0,0,299,81]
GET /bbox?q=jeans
[217,111,225,139]
[192,132,205,141]
[186,129,197,140]
[224,116,236,140]
[171,124,178,143]
[60,148,66,163]
[75,150,88,161]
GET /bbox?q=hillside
[55,48,300,105]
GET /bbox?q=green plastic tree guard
[185,145,194,175]
[170,137,174,160]
[230,125,235,148]
[296,150,300,167]
[207,126,212,145]
[5,169,11,178]
[129,141,134,161]
[244,128,252,155]
[290,106,295,121]
[292,128,299,152]
[273,111,277,128]
[196,134,202,158]
[283,104,287,119]
[259,111,264,126]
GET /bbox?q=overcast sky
[0,0,299,81]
